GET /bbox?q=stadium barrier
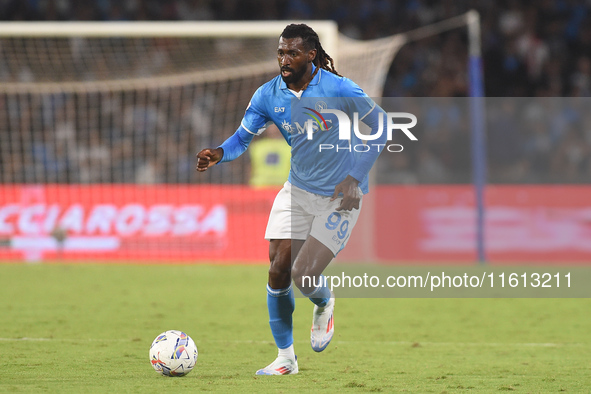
[0,184,277,262]
[359,185,591,263]
[0,185,589,263]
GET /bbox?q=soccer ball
[149,330,198,377]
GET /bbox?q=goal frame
[0,20,339,63]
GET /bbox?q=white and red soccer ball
[149,330,198,377]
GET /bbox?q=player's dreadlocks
[280,24,341,91]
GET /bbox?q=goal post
[0,20,339,43]
[337,11,487,264]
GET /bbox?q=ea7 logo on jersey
[274,107,285,113]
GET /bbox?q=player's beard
[281,66,307,85]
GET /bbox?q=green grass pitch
[0,263,590,392]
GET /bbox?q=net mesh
[0,33,401,186]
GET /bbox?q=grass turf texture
[0,264,590,393]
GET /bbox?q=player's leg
[266,238,304,354]
[291,236,334,301]
[291,236,336,352]
[292,194,363,352]
[256,239,303,375]
[268,238,304,289]
[257,182,310,375]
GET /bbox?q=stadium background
[1,4,590,392]
[0,0,590,263]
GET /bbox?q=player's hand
[331,175,361,211]
[196,148,223,172]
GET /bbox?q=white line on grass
[0,338,586,347]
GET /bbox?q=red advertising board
[373,185,591,263]
[1,185,589,263]
[0,185,277,262]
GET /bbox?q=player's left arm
[331,175,361,211]
[332,78,387,211]
[347,103,387,182]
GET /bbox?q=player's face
[277,37,314,86]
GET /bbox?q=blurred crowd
[1,0,590,184]
[377,97,591,184]
[2,0,591,96]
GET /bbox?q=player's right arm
[196,85,270,173]
[196,147,223,172]
[196,125,255,172]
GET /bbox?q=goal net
[0,19,471,262]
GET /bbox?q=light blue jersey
[223,65,385,196]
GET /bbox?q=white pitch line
[215,339,586,348]
[0,337,127,342]
[1,338,585,348]
[328,340,583,348]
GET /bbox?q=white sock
[278,344,295,361]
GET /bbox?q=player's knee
[291,266,312,291]
[268,255,291,288]
[291,272,303,290]
[268,264,289,282]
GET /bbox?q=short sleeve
[241,87,271,136]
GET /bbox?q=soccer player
[197,23,386,375]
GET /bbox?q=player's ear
[308,48,317,63]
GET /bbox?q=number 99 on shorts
[325,212,349,245]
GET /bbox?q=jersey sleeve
[339,77,376,120]
[240,86,271,136]
[217,125,255,163]
[338,77,386,184]
[346,105,388,183]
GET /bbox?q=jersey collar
[279,63,321,91]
